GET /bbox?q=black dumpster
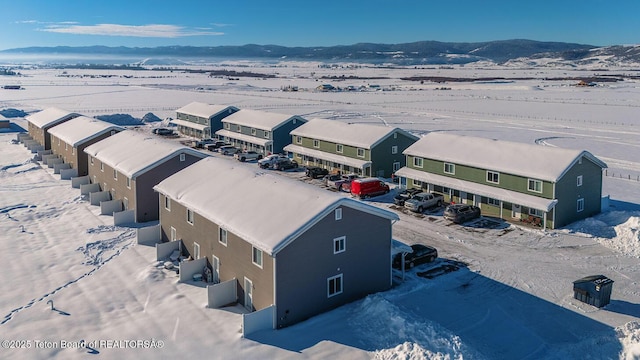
[573,275,613,308]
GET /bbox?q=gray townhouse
[154,156,399,328]
[84,130,208,222]
[215,109,307,155]
[284,118,418,178]
[173,102,239,139]
[395,132,607,229]
[47,116,124,177]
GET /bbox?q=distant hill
[2,40,639,67]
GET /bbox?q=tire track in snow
[1,226,136,325]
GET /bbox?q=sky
[0,0,639,51]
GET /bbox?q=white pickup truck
[404,192,444,213]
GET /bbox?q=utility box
[573,275,613,308]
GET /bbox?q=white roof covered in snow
[25,107,79,129]
[47,116,124,147]
[175,102,237,119]
[84,130,207,179]
[154,157,398,255]
[221,109,305,131]
[404,133,607,182]
[290,118,418,149]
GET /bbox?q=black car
[393,188,422,206]
[274,159,299,171]
[152,127,175,136]
[204,141,229,151]
[305,166,329,179]
[443,204,481,224]
[393,244,438,269]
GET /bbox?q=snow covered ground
[1,64,639,359]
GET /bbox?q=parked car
[218,145,240,155]
[274,158,299,171]
[305,166,329,179]
[194,138,216,149]
[327,173,359,191]
[204,141,229,152]
[322,173,342,186]
[258,154,288,169]
[152,127,174,136]
[350,178,390,199]
[393,188,422,206]
[404,192,444,213]
[392,244,438,269]
[443,204,481,224]
[234,151,263,162]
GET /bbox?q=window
[90,156,93,165]
[577,175,583,187]
[251,128,257,136]
[393,162,401,172]
[313,139,320,148]
[336,144,343,153]
[179,153,186,162]
[164,196,171,211]
[170,227,176,241]
[100,162,104,172]
[193,242,200,260]
[486,171,499,184]
[113,170,117,180]
[126,177,131,189]
[327,274,343,297]
[528,179,543,193]
[252,247,263,268]
[391,145,398,154]
[333,236,346,254]
[295,136,302,144]
[413,179,423,187]
[577,198,584,212]
[529,208,543,217]
[394,132,398,139]
[444,163,455,175]
[219,228,227,246]
[335,208,342,220]
[225,123,230,130]
[186,209,194,225]
[72,147,75,155]
[357,148,365,158]
[236,125,241,133]
[264,131,270,139]
[487,197,500,206]
[413,157,423,168]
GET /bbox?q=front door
[244,277,253,311]
[512,204,521,218]
[460,191,467,204]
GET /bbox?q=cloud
[40,23,224,38]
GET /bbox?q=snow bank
[564,211,640,257]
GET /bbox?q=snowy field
[1,63,639,359]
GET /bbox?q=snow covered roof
[395,167,558,211]
[83,130,208,179]
[290,118,418,149]
[221,109,306,131]
[284,144,372,169]
[175,102,238,119]
[216,129,272,147]
[404,133,607,182]
[25,107,80,129]
[154,157,399,256]
[47,116,124,147]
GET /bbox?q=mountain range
[2,39,639,67]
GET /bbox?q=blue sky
[1,0,638,50]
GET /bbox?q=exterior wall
[370,131,416,178]
[291,135,370,175]
[272,118,305,154]
[176,107,238,139]
[274,205,392,328]
[28,122,46,149]
[554,158,603,228]
[210,108,238,134]
[158,195,275,311]
[88,158,134,215]
[222,122,272,154]
[50,135,76,168]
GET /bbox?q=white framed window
[64,143,68,151]
[126,177,131,189]
[100,162,104,172]
[219,228,228,246]
[357,148,365,158]
[313,139,320,148]
[193,242,201,260]
[179,153,186,162]
[486,171,499,184]
[413,157,423,168]
[529,208,543,217]
[327,274,343,298]
[336,144,343,153]
[225,122,230,130]
[444,163,455,175]
[164,196,171,211]
[251,128,257,136]
[333,236,346,254]
[577,175,583,187]
[236,125,242,133]
[391,145,398,154]
[252,247,263,268]
[413,179,423,187]
[113,169,118,180]
[186,209,194,225]
[577,198,584,212]
[296,136,302,144]
[394,132,398,139]
[528,179,543,193]
[264,131,270,139]
[89,156,93,165]
[487,197,500,206]
[335,208,342,220]
[393,161,401,172]
[170,226,177,241]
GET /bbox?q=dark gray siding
[370,131,416,178]
[272,117,306,154]
[274,205,392,328]
[210,108,239,134]
[554,157,603,228]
